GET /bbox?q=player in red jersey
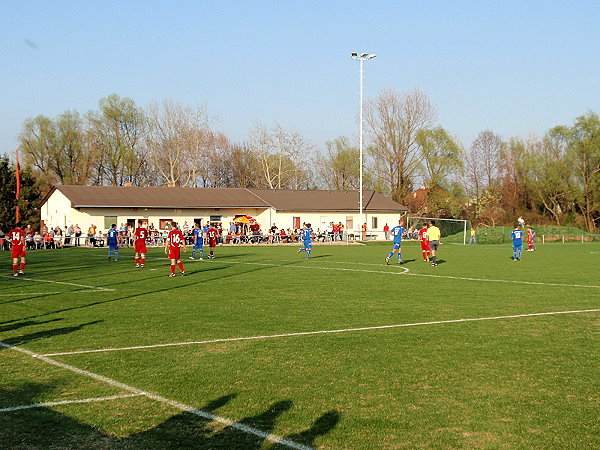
[134,219,148,268]
[9,222,26,276]
[206,224,219,259]
[418,223,431,262]
[164,221,186,277]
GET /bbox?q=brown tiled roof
[56,186,269,208]
[249,189,407,212]
[52,186,407,212]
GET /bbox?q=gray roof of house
[51,185,407,212]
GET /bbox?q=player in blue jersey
[189,222,204,260]
[385,219,405,265]
[297,223,313,258]
[510,223,524,261]
[107,223,119,261]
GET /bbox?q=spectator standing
[383,223,390,240]
[469,227,477,245]
[74,224,82,246]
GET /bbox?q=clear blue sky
[1,0,599,156]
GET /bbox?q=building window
[104,216,117,230]
[372,217,378,230]
[159,219,173,230]
[346,216,353,230]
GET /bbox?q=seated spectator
[34,232,43,249]
[44,233,53,249]
[25,232,35,250]
[95,231,105,247]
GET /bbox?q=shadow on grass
[0,259,303,326]
[0,318,63,333]
[0,383,340,449]
[0,321,102,349]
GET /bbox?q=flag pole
[15,149,21,224]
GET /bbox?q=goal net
[406,216,469,244]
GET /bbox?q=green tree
[416,127,462,188]
[90,94,147,185]
[527,135,575,225]
[0,155,41,229]
[321,137,360,190]
[550,112,600,232]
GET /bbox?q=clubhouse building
[40,185,408,235]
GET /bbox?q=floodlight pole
[351,52,376,238]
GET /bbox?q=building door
[293,217,300,229]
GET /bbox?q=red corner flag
[15,149,21,223]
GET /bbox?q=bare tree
[364,88,436,202]
[145,100,209,187]
[472,130,502,187]
[249,123,313,189]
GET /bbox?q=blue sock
[398,252,402,261]
[387,251,394,259]
[191,251,196,258]
[108,251,112,257]
[115,251,118,261]
[513,251,517,259]
[306,249,311,258]
[200,249,204,258]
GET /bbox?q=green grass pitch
[1,241,599,448]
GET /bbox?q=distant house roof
[49,185,407,212]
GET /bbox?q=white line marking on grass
[403,272,600,289]
[0,342,311,450]
[209,259,600,289]
[41,309,600,357]
[0,276,114,292]
[0,393,144,412]
[213,259,411,276]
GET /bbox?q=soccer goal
[406,216,469,245]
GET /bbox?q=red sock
[135,257,139,265]
[210,250,214,256]
[177,262,184,272]
[170,264,175,274]
[20,262,25,271]
[13,264,18,274]
[141,257,145,267]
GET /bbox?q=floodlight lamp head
[351,52,358,58]
[367,54,377,59]
[360,52,368,58]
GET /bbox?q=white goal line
[0,341,311,450]
[0,393,144,413]
[41,309,600,357]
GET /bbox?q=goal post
[406,216,469,245]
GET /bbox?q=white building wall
[40,190,405,237]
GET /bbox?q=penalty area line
[0,342,312,450]
[0,275,114,292]
[0,393,144,413]
[210,259,600,289]
[41,309,600,357]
